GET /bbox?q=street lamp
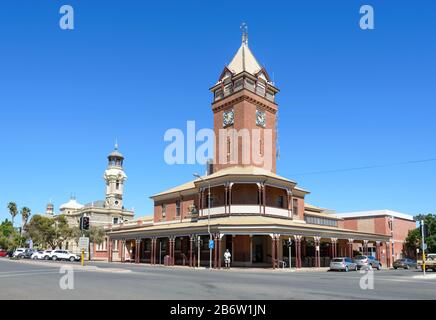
[193,173,212,270]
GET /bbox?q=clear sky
[1,0,435,224]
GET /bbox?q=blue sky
[1,0,435,224]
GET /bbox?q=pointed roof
[227,42,262,76]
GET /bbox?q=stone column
[150,238,154,265]
[363,240,369,256]
[121,239,126,263]
[135,239,141,264]
[189,235,194,268]
[108,238,113,262]
[257,184,262,214]
[347,238,354,258]
[331,238,338,258]
[218,234,223,269]
[262,184,266,214]
[228,183,233,215]
[249,235,253,265]
[213,234,218,268]
[224,185,229,214]
[270,234,276,269]
[294,235,302,268]
[376,241,381,261]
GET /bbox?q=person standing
[224,249,232,269]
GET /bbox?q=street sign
[78,237,90,251]
[209,239,215,250]
[423,243,428,251]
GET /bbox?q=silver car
[354,255,382,270]
[330,257,358,272]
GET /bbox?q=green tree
[20,207,31,235]
[71,226,106,260]
[0,219,22,250]
[7,202,18,227]
[26,215,72,249]
[405,214,436,257]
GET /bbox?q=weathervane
[241,22,248,45]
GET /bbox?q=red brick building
[337,210,416,263]
[100,31,413,269]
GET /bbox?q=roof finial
[241,22,248,45]
[115,138,119,151]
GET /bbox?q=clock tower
[210,25,280,173]
[104,143,127,209]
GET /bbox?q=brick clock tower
[210,25,280,173]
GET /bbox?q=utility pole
[421,220,426,276]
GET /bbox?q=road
[0,258,435,300]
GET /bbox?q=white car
[50,250,80,262]
[12,248,26,258]
[40,250,54,260]
[31,250,45,260]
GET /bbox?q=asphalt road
[0,258,435,300]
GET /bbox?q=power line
[289,158,436,177]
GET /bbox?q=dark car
[393,258,417,269]
[16,248,35,259]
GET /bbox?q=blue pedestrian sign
[209,239,215,250]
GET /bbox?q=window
[145,240,151,251]
[227,137,231,162]
[176,200,181,216]
[113,217,119,224]
[277,196,284,208]
[116,180,120,190]
[304,215,338,227]
[97,240,107,251]
[162,204,167,218]
[256,82,266,96]
[175,238,182,251]
[293,199,299,216]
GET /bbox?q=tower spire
[114,138,119,151]
[241,22,248,45]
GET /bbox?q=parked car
[50,250,80,262]
[6,250,14,257]
[330,257,358,272]
[12,248,26,258]
[0,249,7,257]
[393,258,417,270]
[41,250,53,260]
[31,250,45,260]
[354,255,382,270]
[417,253,436,271]
[20,249,35,259]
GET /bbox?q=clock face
[256,110,266,127]
[223,109,234,127]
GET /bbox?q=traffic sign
[209,239,215,250]
[78,237,89,251]
[423,243,428,251]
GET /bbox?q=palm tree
[7,202,18,227]
[20,207,31,235]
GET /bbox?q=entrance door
[254,244,264,263]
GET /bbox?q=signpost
[79,237,89,267]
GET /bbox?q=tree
[26,215,72,249]
[405,214,436,257]
[0,219,22,250]
[71,226,106,260]
[7,202,18,227]
[20,207,31,235]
